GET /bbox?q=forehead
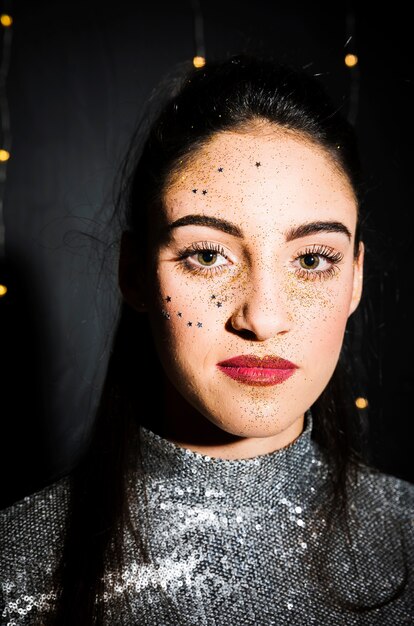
[163,127,357,231]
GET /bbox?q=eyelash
[175,242,344,281]
[176,242,230,277]
[292,244,344,282]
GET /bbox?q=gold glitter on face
[144,125,363,458]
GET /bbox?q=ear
[118,231,148,312]
[348,241,364,317]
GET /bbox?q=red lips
[216,355,298,386]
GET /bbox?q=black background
[0,0,412,508]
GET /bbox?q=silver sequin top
[1,414,414,625]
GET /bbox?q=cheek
[148,266,229,349]
[290,277,354,355]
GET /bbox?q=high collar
[137,413,322,507]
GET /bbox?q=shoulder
[315,461,414,609]
[346,462,414,555]
[0,477,71,622]
[1,475,71,528]
[0,475,71,569]
[350,462,414,517]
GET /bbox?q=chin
[209,412,297,439]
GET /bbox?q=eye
[197,250,218,266]
[292,245,344,281]
[299,253,320,270]
[191,247,227,269]
[176,241,231,276]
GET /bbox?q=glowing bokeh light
[345,53,358,68]
[193,56,206,68]
[355,397,369,409]
[0,14,13,27]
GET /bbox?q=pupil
[198,251,216,266]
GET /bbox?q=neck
[144,375,305,460]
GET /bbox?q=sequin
[1,414,414,624]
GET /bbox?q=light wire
[0,2,13,258]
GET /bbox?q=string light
[191,0,206,66]
[0,14,12,27]
[355,397,369,410]
[345,53,358,68]
[193,56,206,68]
[344,10,360,126]
[0,1,13,259]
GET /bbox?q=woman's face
[135,126,363,454]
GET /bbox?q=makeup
[217,355,298,387]
[148,128,361,448]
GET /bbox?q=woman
[1,54,413,625]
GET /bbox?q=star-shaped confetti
[177,312,182,317]
[192,189,197,193]
[255,161,261,168]
[197,322,203,328]
[202,189,207,195]
[187,321,193,327]
[165,296,171,302]
[218,167,223,172]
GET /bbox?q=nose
[229,267,292,341]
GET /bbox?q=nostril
[225,318,257,340]
[238,329,258,340]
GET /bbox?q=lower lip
[216,365,297,386]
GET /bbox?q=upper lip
[217,355,298,369]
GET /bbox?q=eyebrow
[167,214,351,241]
[167,214,243,237]
[285,221,352,242]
